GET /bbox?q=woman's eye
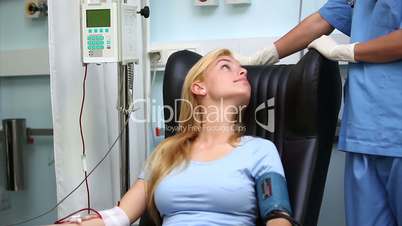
[221,64,230,70]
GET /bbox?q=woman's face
[195,55,251,106]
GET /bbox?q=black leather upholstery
[139,49,341,226]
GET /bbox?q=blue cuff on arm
[399,2,402,28]
[256,172,292,222]
[319,0,353,36]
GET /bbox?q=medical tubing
[79,65,87,157]
[53,208,102,224]
[79,64,91,214]
[4,116,130,226]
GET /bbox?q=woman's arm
[267,218,292,226]
[118,179,147,221]
[48,179,147,226]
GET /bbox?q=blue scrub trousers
[345,152,402,226]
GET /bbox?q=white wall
[150,0,299,43]
[0,1,56,225]
[0,0,48,51]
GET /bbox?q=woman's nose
[240,68,248,77]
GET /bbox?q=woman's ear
[191,82,207,96]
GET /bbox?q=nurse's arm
[275,12,334,59]
[46,180,147,226]
[355,29,402,63]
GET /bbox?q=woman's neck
[198,122,235,144]
[197,114,237,145]
[194,100,243,144]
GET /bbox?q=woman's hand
[47,218,104,226]
[47,179,146,226]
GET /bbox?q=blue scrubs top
[319,0,402,157]
[139,136,286,226]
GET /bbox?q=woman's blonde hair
[145,48,245,224]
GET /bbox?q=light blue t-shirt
[319,0,402,157]
[139,136,285,226]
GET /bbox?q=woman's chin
[234,93,251,107]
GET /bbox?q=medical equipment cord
[80,64,91,214]
[5,67,133,226]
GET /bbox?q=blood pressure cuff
[256,172,293,222]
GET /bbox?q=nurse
[239,1,402,225]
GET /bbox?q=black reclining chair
[139,49,341,226]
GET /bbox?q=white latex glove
[233,43,279,65]
[308,35,358,63]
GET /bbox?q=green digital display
[86,9,110,27]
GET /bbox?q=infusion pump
[81,1,148,64]
[81,2,119,63]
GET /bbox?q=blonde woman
[52,49,294,226]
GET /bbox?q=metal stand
[117,4,148,196]
[0,119,53,191]
[118,62,134,196]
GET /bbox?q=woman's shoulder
[239,136,284,176]
[239,135,278,156]
[240,135,275,148]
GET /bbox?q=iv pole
[118,4,149,196]
[118,63,130,195]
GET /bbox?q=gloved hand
[307,35,358,62]
[233,43,279,65]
